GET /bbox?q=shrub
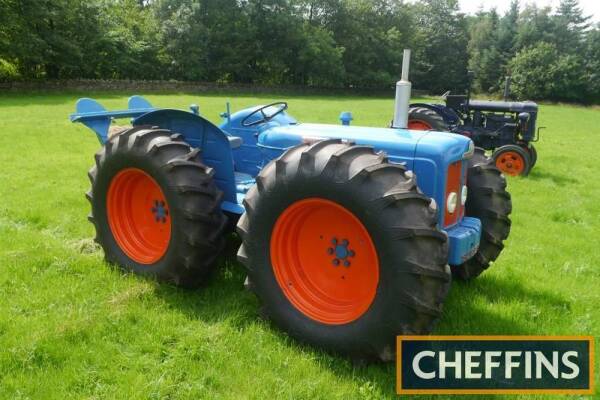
[0,59,19,82]
[509,42,587,102]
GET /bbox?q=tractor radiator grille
[444,161,464,227]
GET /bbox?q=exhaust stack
[392,49,412,129]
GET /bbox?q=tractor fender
[134,109,237,204]
[410,103,461,126]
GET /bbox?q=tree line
[1,0,598,103]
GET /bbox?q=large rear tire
[453,148,512,280]
[236,139,450,361]
[87,126,227,287]
[408,107,449,131]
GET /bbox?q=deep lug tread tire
[236,140,451,361]
[87,127,227,288]
[408,107,449,130]
[453,148,512,280]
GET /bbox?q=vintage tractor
[407,75,541,176]
[70,51,511,361]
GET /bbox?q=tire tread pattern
[236,140,451,360]
[408,107,449,130]
[454,148,512,280]
[87,127,227,288]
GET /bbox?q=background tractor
[70,51,511,361]
[407,75,541,176]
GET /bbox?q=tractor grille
[444,161,464,227]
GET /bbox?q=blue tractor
[70,54,511,361]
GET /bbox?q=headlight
[446,192,458,214]
[461,185,468,205]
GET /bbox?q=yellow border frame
[396,335,595,395]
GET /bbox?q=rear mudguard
[135,109,238,209]
[410,103,461,127]
[70,96,241,213]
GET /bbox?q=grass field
[0,91,598,399]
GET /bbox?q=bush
[0,59,19,82]
[509,42,587,102]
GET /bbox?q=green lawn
[0,91,598,399]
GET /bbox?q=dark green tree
[0,0,598,103]
[293,23,344,86]
[583,25,600,102]
[515,4,556,50]
[495,0,519,84]
[412,0,469,93]
[467,9,502,92]
[554,0,591,53]
[509,42,586,102]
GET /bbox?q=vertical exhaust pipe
[503,75,512,101]
[392,49,412,129]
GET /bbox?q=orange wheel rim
[408,120,432,130]
[270,198,379,325]
[107,168,171,264]
[495,151,526,176]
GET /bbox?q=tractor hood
[257,123,473,202]
[258,123,471,170]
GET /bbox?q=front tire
[493,144,531,176]
[87,126,227,287]
[453,148,512,280]
[521,143,537,169]
[237,140,450,361]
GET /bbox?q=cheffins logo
[397,336,594,395]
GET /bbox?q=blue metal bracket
[70,95,156,143]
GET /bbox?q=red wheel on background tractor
[407,120,433,130]
[407,107,448,131]
[237,139,450,361]
[87,126,227,287]
[492,144,531,176]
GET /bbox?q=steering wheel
[241,102,288,127]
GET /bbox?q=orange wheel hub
[107,168,171,264]
[495,151,526,176]
[270,198,379,325]
[408,120,432,130]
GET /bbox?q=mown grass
[0,91,598,399]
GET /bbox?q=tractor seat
[228,136,243,149]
